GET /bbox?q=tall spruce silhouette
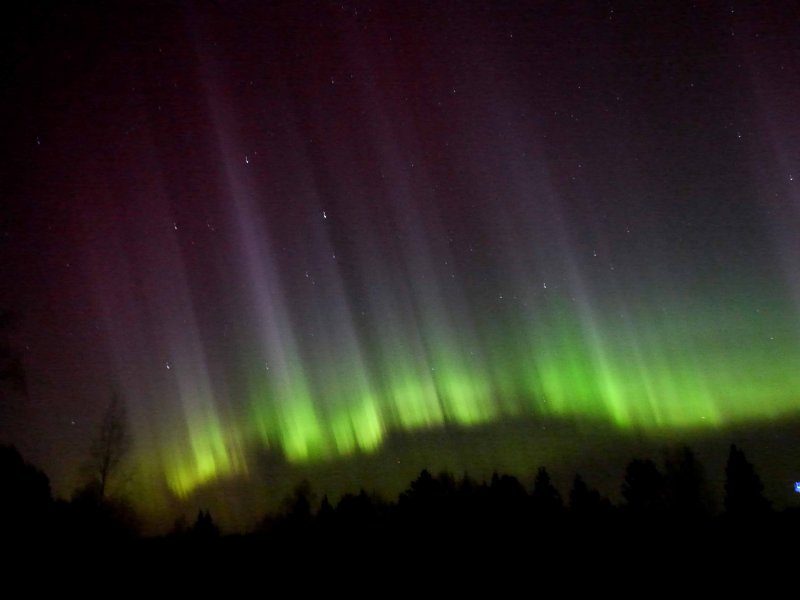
[531,467,563,514]
[664,446,710,518]
[724,444,770,517]
[622,459,666,515]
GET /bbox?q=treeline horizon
[3,441,799,550]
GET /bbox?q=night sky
[2,1,800,529]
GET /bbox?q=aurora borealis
[2,1,800,524]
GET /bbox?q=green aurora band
[92,6,800,504]
[10,2,800,531]
[156,289,800,498]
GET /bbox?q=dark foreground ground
[3,442,799,582]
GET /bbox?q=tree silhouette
[404,469,437,499]
[398,469,463,533]
[318,494,334,520]
[621,458,666,516]
[191,509,219,539]
[0,445,52,537]
[664,446,710,518]
[281,480,316,528]
[336,489,380,527]
[489,472,527,505]
[569,473,611,517]
[87,393,131,500]
[724,444,770,517]
[531,467,563,514]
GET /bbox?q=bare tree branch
[88,393,130,500]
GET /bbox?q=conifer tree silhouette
[724,444,770,517]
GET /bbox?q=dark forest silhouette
[2,440,799,557]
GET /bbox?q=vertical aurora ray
[12,2,799,507]
[158,280,800,498]
[148,38,800,497]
